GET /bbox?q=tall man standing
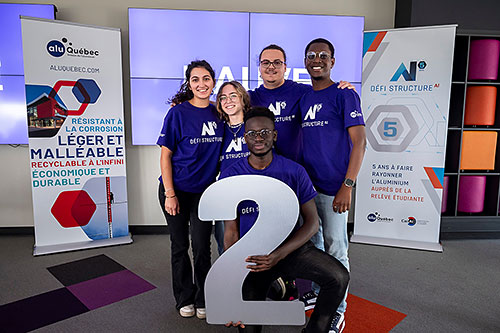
[300,38,366,333]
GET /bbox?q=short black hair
[244,106,275,124]
[259,44,287,63]
[305,38,335,57]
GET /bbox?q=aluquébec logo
[46,37,100,58]
[390,60,427,82]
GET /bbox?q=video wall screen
[129,8,364,145]
[0,3,55,145]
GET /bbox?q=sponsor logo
[350,110,363,118]
[201,121,218,136]
[46,37,99,58]
[268,101,286,116]
[390,60,427,82]
[401,216,428,226]
[304,103,322,120]
[401,216,417,226]
[367,212,393,223]
[47,40,65,57]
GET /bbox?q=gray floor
[1,234,500,332]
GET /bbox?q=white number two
[199,175,305,325]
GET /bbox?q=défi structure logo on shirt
[268,101,286,116]
[226,137,245,152]
[304,103,322,120]
[201,121,218,136]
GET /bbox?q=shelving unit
[442,31,500,234]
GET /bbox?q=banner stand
[350,235,442,252]
[34,234,133,256]
[22,17,130,256]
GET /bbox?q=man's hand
[338,80,356,91]
[332,185,352,213]
[245,252,283,272]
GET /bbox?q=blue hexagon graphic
[72,79,101,104]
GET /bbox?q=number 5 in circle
[199,175,305,325]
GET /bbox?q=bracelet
[166,194,176,199]
[164,188,174,193]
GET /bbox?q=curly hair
[215,81,251,122]
[169,60,216,105]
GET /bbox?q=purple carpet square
[0,288,89,333]
[67,269,156,310]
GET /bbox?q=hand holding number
[245,251,283,272]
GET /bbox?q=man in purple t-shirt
[249,44,354,163]
[300,38,366,332]
[221,107,348,333]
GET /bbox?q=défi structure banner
[21,17,131,255]
[352,25,457,252]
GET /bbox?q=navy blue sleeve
[156,106,181,151]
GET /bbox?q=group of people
[157,38,366,333]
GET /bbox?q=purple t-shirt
[300,84,364,196]
[220,122,250,172]
[157,102,223,193]
[249,80,311,162]
[219,153,317,237]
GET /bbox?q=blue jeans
[310,192,349,314]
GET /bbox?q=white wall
[0,0,395,227]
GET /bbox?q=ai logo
[202,121,217,136]
[268,101,286,116]
[304,103,322,120]
[390,60,427,82]
[226,137,243,152]
[47,40,65,57]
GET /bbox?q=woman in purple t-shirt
[212,81,251,254]
[157,60,223,320]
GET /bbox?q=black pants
[239,241,349,333]
[158,183,212,309]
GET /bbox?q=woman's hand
[165,195,180,216]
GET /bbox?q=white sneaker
[179,304,195,317]
[196,307,206,319]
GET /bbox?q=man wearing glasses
[249,44,353,163]
[221,107,349,333]
[300,38,366,333]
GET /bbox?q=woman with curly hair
[158,60,223,320]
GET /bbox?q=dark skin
[225,116,319,328]
[304,42,367,213]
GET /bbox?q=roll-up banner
[352,25,456,252]
[21,17,131,255]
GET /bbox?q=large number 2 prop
[199,175,305,325]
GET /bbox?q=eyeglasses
[306,51,332,61]
[219,93,240,103]
[260,60,284,68]
[244,129,274,139]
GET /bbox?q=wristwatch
[343,178,355,188]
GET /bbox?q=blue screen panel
[129,9,249,80]
[0,76,29,144]
[0,3,55,144]
[249,13,364,84]
[0,4,55,76]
